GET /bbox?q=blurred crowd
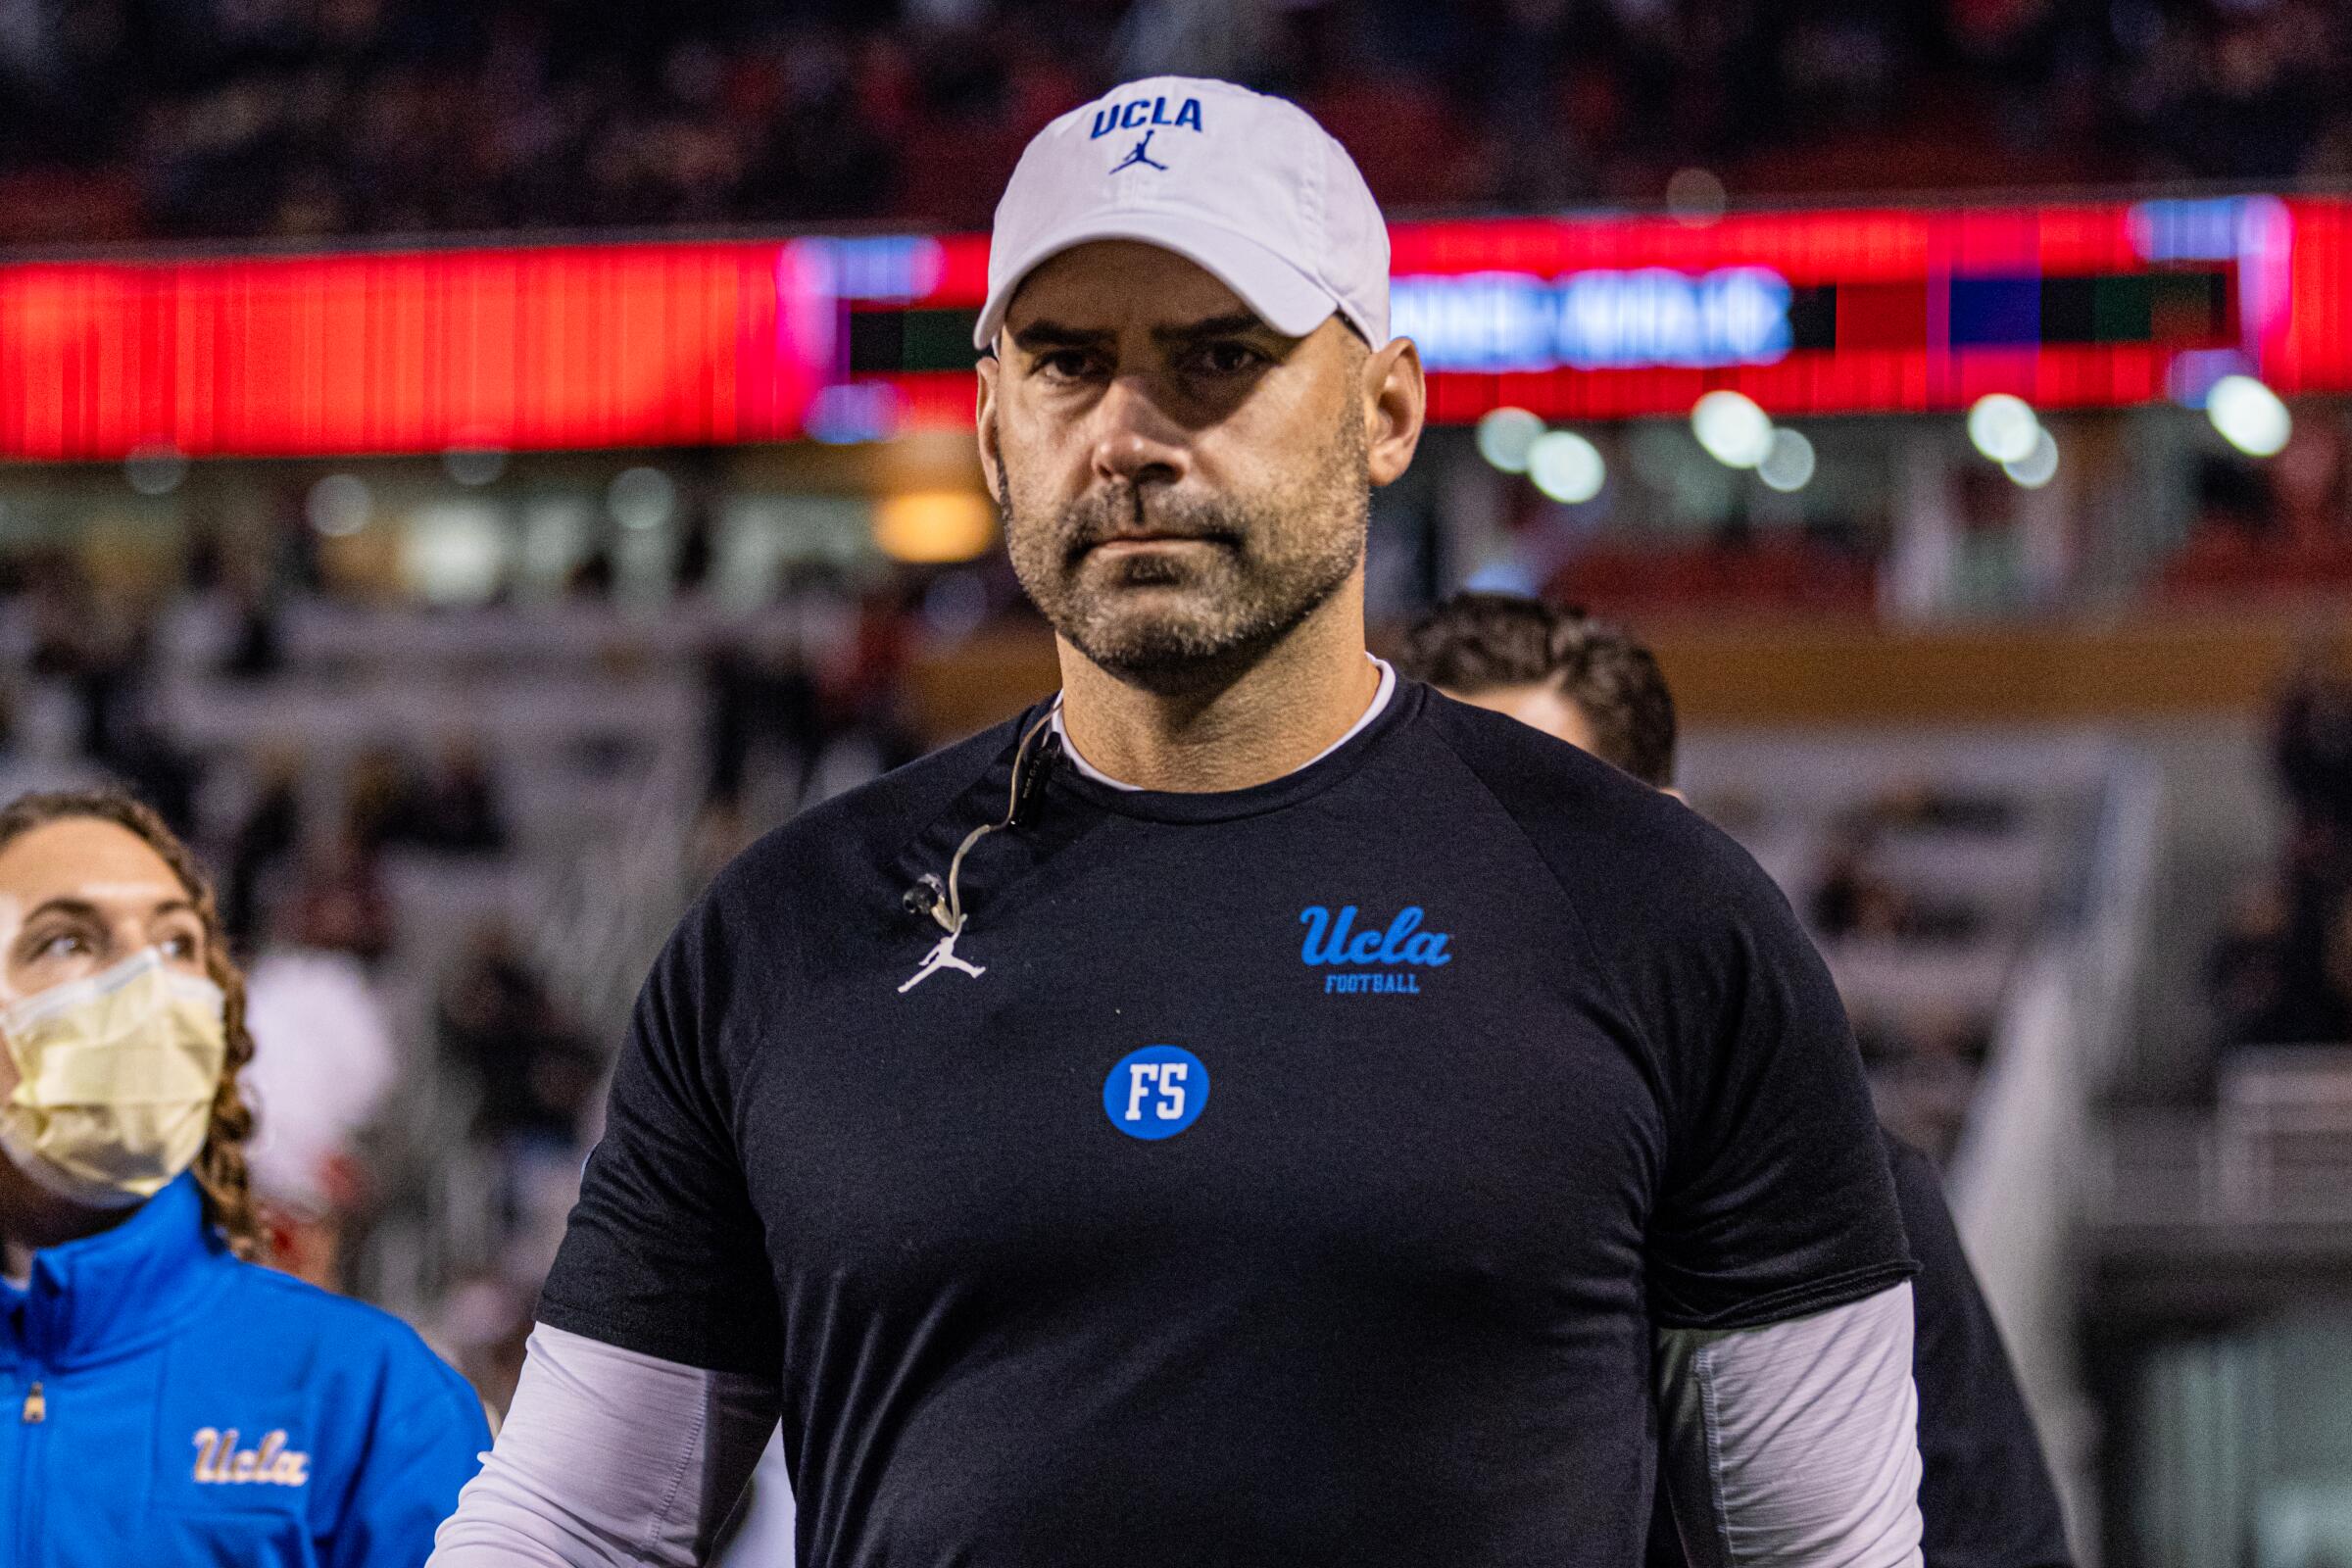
[2212,647,2352,1052]
[1694,776,2034,1163]
[0,530,936,1411]
[0,0,2349,245]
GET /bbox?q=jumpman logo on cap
[1109,129,1169,174]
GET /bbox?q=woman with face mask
[0,788,490,1566]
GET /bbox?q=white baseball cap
[973,75,1390,352]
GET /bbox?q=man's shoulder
[1410,686,1747,896]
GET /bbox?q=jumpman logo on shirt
[1109,130,1168,173]
[898,919,987,993]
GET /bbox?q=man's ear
[1363,335,1426,489]
[975,354,1005,507]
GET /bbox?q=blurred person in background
[0,788,487,1565]
[224,742,306,952]
[2202,644,2352,1056]
[408,737,511,856]
[283,830,398,965]
[2276,641,2352,827]
[1811,819,1916,942]
[241,888,403,1290]
[345,741,428,858]
[435,918,605,1306]
[365,738,512,858]
[436,918,602,1153]
[1398,591,2074,1568]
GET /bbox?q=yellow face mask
[0,949,227,1209]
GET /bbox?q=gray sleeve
[427,1324,781,1567]
[1656,1283,1925,1568]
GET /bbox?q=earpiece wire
[931,703,1059,936]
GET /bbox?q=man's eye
[1191,341,1264,375]
[35,932,85,960]
[1035,350,1097,380]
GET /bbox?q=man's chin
[1060,604,1265,690]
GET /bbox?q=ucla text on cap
[1090,94,1205,139]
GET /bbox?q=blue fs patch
[1103,1045,1209,1140]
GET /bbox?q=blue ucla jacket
[0,1174,489,1566]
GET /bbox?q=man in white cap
[431,77,1926,1567]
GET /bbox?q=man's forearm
[1656,1283,1925,1568]
[428,1324,780,1567]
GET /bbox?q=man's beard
[1000,409,1370,691]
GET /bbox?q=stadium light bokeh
[1967,395,2041,465]
[1475,408,1545,474]
[2206,375,2292,458]
[1757,429,1817,492]
[1691,391,1775,468]
[1526,430,1607,504]
[2003,428,2061,489]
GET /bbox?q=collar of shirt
[0,1174,234,1367]
[1050,656,1396,793]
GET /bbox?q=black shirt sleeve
[1426,703,1913,1329]
[1890,1134,2076,1568]
[1635,816,1914,1328]
[538,894,783,1376]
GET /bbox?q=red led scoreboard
[1,196,2347,461]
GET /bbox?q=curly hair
[1398,592,1679,789]
[0,789,264,1260]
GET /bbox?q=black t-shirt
[541,680,1912,1567]
[1644,1135,2075,1568]
[1894,1135,2073,1568]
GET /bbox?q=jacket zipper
[14,1365,40,1568]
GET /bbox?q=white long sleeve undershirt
[429,1284,1923,1567]
[1657,1283,1925,1568]
[427,1326,779,1566]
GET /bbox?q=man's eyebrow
[1152,313,1278,344]
[1009,313,1284,354]
[1009,320,1113,352]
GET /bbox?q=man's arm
[1887,1137,2074,1567]
[433,885,787,1563]
[1612,798,1923,1561]
[1657,1284,1924,1568]
[428,1326,780,1567]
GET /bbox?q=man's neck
[1055,592,1381,793]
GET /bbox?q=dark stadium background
[1,3,2348,1562]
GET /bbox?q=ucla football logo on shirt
[1102,1045,1209,1140]
[1298,905,1452,996]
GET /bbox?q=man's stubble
[998,403,1371,691]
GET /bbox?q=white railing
[1947,746,2166,1568]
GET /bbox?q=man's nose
[1089,377,1189,490]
